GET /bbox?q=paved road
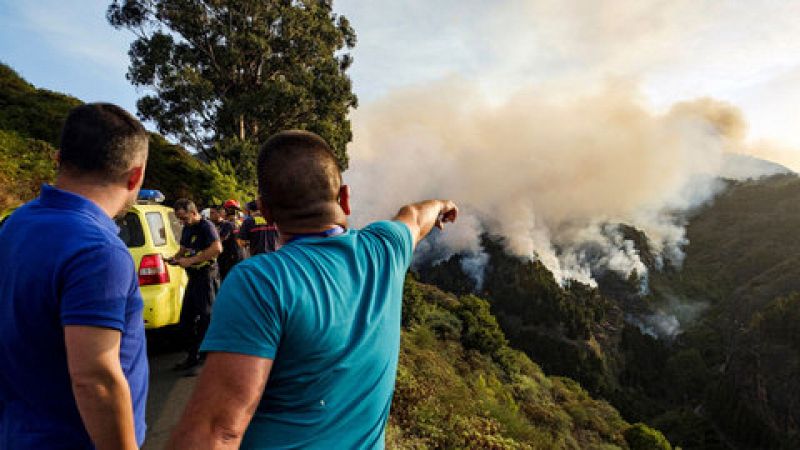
[141,329,199,450]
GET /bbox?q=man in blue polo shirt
[168,130,458,449]
[0,103,150,449]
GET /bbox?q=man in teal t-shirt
[168,130,458,449]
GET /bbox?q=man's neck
[54,176,122,219]
[277,223,347,245]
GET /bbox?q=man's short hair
[173,198,198,214]
[257,130,342,225]
[59,103,148,182]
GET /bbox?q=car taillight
[139,254,170,286]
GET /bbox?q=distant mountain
[719,153,793,181]
[652,173,800,449]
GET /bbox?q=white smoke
[346,80,787,287]
[630,295,711,339]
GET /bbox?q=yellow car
[116,190,188,329]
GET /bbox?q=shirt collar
[38,184,119,234]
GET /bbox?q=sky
[2,0,800,165]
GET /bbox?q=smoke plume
[346,79,787,286]
[629,295,711,339]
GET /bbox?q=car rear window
[117,213,145,247]
[168,211,182,242]
[146,212,167,247]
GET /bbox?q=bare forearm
[166,417,243,450]
[167,353,272,450]
[72,371,138,450]
[188,242,222,264]
[395,200,447,245]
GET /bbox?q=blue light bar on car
[138,189,165,203]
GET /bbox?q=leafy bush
[624,423,672,450]
[457,295,508,357]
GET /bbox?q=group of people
[169,197,279,375]
[0,102,457,450]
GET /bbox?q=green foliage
[624,423,672,450]
[0,63,74,209]
[441,235,619,396]
[205,158,252,205]
[750,292,800,351]
[0,64,257,209]
[143,133,252,206]
[457,295,508,357]
[650,409,725,450]
[213,138,259,192]
[108,0,358,175]
[0,63,81,146]
[390,278,665,449]
[0,129,56,209]
[423,202,800,449]
[478,235,611,343]
[649,176,800,448]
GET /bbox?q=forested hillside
[391,277,670,449]
[0,63,252,210]
[420,175,800,449]
[651,174,800,449]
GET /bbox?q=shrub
[457,295,508,357]
[624,423,672,450]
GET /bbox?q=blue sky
[2,0,800,166]
[0,1,137,109]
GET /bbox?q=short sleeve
[204,220,220,244]
[60,246,137,331]
[364,221,414,274]
[200,264,282,359]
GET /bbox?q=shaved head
[257,130,344,228]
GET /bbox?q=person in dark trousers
[168,130,458,449]
[170,198,222,375]
[0,103,150,450]
[210,203,244,281]
[239,200,280,256]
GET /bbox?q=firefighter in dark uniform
[238,200,279,256]
[169,198,222,374]
[210,200,244,281]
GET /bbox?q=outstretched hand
[394,199,460,248]
[435,200,458,229]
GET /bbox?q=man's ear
[338,185,351,216]
[257,198,275,225]
[126,166,145,191]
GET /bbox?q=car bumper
[141,283,184,329]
